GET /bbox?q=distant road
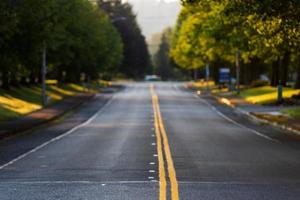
[1,82,300,200]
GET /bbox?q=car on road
[144,75,161,81]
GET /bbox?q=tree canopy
[0,0,123,88]
[98,0,152,79]
[171,0,300,87]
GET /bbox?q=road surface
[1,82,300,200]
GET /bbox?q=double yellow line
[150,84,179,200]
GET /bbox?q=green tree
[154,28,176,80]
[172,0,300,86]
[0,0,20,88]
[0,0,124,88]
[98,0,152,79]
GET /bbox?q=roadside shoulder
[182,85,300,143]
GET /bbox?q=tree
[154,28,176,80]
[0,0,20,89]
[0,0,124,88]
[172,0,300,86]
[98,0,152,79]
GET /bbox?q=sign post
[219,68,230,84]
[206,63,210,91]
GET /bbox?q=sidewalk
[214,91,300,135]
[0,93,94,140]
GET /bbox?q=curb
[0,93,95,140]
[211,94,300,137]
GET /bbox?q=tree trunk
[29,72,36,84]
[295,60,300,89]
[193,69,198,80]
[10,73,20,87]
[20,76,28,85]
[280,51,290,87]
[57,69,63,83]
[2,69,10,90]
[271,58,280,86]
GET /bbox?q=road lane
[156,83,300,199]
[151,84,179,200]
[1,82,300,200]
[0,84,159,200]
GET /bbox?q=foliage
[153,28,178,80]
[98,0,152,78]
[172,0,300,87]
[0,0,123,88]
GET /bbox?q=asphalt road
[1,82,300,200]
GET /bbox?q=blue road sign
[219,68,230,83]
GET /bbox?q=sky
[124,0,181,41]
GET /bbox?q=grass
[192,80,215,89]
[239,86,300,104]
[0,83,93,121]
[282,107,300,119]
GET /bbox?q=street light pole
[236,50,241,94]
[41,45,47,106]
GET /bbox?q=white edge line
[0,95,115,170]
[2,180,297,185]
[192,93,280,144]
[0,180,156,185]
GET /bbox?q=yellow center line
[150,84,180,200]
[153,94,167,200]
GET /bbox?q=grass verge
[239,86,300,104]
[0,83,96,121]
[282,107,300,119]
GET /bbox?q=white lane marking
[0,96,115,170]
[151,143,156,146]
[149,162,155,165]
[148,177,154,179]
[2,180,287,185]
[192,93,280,144]
[153,154,158,157]
[149,170,155,173]
[0,181,158,184]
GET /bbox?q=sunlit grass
[192,80,215,89]
[211,87,229,94]
[0,83,92,121]
[0,95,41,115]
[46,79,58,85]
[98,80,111,87]
[65,83,86,92]
[240,86,300,104]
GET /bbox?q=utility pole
[41,45,47,106]
[236,50,241,94]
[206,62,210,92]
